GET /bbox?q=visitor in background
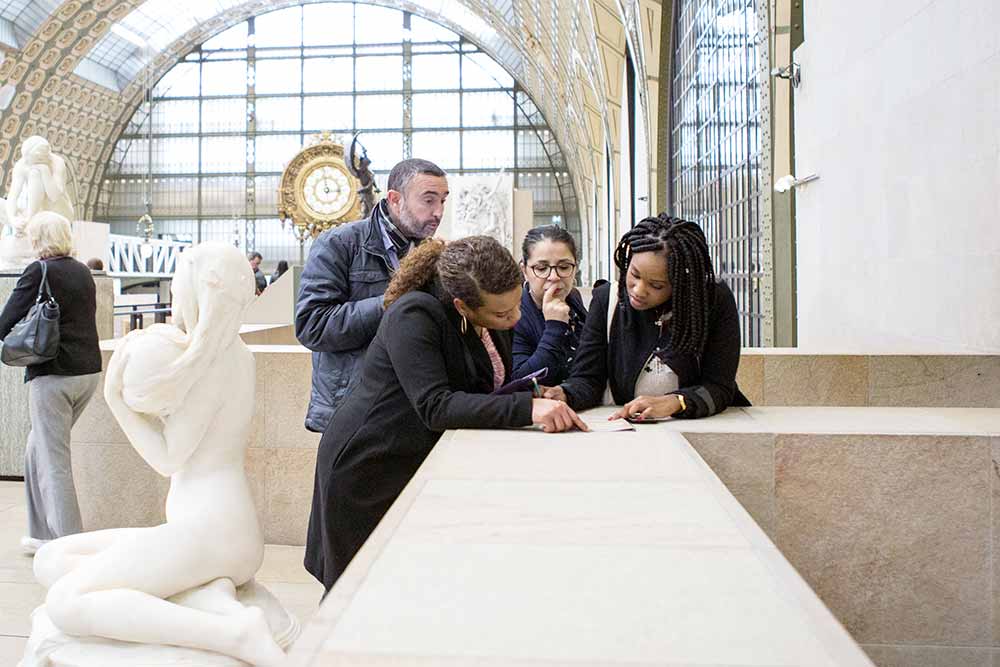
[592,278,609,289]
[512,225,588,386]
[85,258,103,271]
[295,158,448,433]
[270,259,289,285]
[248,251,266,294]
[305,236,586,592]
[543,213,750,420]
[0,212,102,554]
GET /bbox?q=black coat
[561,281,749,418]
[512,285,588,385]
[0,257,102,382]
[305,286,534,591]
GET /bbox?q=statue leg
[42,521,284,665]
[33,527,138,589]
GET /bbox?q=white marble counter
[287,412,875,666]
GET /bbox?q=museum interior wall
[794,0,1000,353]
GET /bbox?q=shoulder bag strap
[35,260,51,303]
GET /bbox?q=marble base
[0,273,113,476]
[19,579,299,667]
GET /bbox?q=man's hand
[541,284,570,322]
[609,394,683,421]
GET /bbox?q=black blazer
[305,285,533,592]
[561,281,749,418]
[0,257,102,382]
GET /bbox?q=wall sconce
[771,63,801,88]
[774,173,819,193]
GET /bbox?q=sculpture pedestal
[20,579,300,666]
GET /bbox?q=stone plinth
[0,271,113,477]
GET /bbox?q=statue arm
[103,343,181,477]
[5,167,24,225]
[38,158,67,202]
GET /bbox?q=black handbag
[1,261,60,367]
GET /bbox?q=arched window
[98,2,575,263]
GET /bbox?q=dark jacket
[295,206,394,432]
[305,286,534,591]
[0,257,102,382]
[561,281,749,418]
[512,285,588,385]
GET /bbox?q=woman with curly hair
[543,213,750,420]
[305,235,587,592]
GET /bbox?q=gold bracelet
[676,394,687,413]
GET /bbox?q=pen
[531,378,542,398]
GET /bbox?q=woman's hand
[540,385,566,402]
[609,394,683,421]
[541,284,571,322]
[531,398,589,432]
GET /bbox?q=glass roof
[0,0,61,48]
[74,0,515,91]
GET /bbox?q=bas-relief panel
[439,173,513,251]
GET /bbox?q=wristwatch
[675,393,687,413]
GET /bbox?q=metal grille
[670,0,765,346]
[97,2,575,262]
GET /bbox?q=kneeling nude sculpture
[22,243,296,666]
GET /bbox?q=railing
[113,302,171,331]
[108,235,190,277]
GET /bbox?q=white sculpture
[0,136,76,271]
[22,243,297,667]
[447,172,513,249]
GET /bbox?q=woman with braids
[512,225,589,385]
[305,235,588,592]
[543,214,750,420]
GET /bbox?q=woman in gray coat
[0,212,102,554]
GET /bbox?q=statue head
[121,242,255,417]
[20,136,52,165]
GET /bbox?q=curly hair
[613,213,717,356]
[383,236,522,310]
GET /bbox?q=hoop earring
[460,315,468,334]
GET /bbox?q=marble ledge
[743,347,1000,356]
[624,406,1000,437]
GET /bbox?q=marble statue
[0,136,76,271]
[22,243,298,667]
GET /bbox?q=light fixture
[770,63,801,88]
[774,173,819,193]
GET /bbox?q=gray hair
[27,211,74,259]
[386,158,446,194]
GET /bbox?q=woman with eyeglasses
[512,225,589,385]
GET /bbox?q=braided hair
[613,213,716,356]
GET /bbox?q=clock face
[301,163,353,219]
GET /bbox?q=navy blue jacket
[294,207,394,433]
[511,285,587,385]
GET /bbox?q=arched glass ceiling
[0,0,61,49]
[74,0,516,91]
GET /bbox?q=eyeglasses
[529,262,577,279]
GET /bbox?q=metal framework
[669,0,770,346]
[96,2,578,263]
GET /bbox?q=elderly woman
[0,212,101,554]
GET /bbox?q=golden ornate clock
[278,133,363,237]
